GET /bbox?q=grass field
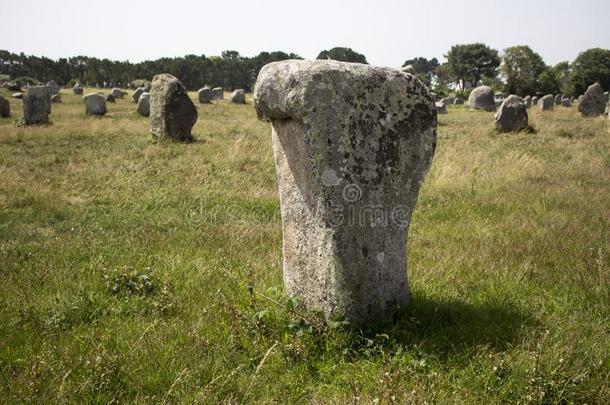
[0,87,608,404]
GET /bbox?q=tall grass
[0,88,608,403]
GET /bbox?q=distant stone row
[0,80,248,125]
[433,83,609,132]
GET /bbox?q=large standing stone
[198,87,212,103]
[23,85,51,124]
[468,86,495,111]
[47,81,60,95]
[538,94,554,111]
[578,83,605,117]
[132,87,145,103]
[150,73,197,142]
[253,60,437,326]
[137,92,150,116]
[494,95,529,133]
[211,87,224,100]
[73,84,83,95]
[0,96,10,117]
[83,93,107,116]
[230,89,246,104]
[111,88,125,99]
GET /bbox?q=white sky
[1,0,609,67]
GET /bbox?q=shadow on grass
[357,291,536,359]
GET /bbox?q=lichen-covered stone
[578,83,605,117]
[211,87,223,100]
[468,86,495,111]
[198,87,212,103]
[132,87,145,103]
[150,73,197,142]
[137,92,150,116]
[531,96,539,106]
[23,85,51,124]
[523,96,531,108]
[0,96,10,117]
[538,94,554,111]
[230,89,246,104]
[254,60,437,326]
[83,93,106,116]
[561,98,571,107]
[495,95,529,132]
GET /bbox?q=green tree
[570,48,610,94]
[446,43,500,89]
[501,45,546,96]
[316,47,368,64]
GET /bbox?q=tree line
[0,50,302,91]
[1,45,608,96]
[402,44,610,97]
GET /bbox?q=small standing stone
[0,96,10,117]
[111,88,124,99]
[561,98,571,107]
[538,94,554,111]
[230,89,246,104]
[12,92,23,99]
[23,85,52,124]
[531,96,539,106]
[73,84,83,95]
[523,96,531,108]
[468,86,495,111]
[51,93,62,103]
[105,93,116,103]
[554,94,562,105]
[132,87,145,103]
[150,73,197,142]
[453,97,464,105]
[435,101,447,114]
[494,95,529,133]
[253,60,436,326]
[211,87,224,100]
[578,83,605,117]
[440,96,454,106]
[137,92,150,116]
[197,87,212,103]
[83,93,107,116]
[47,81,60,95]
